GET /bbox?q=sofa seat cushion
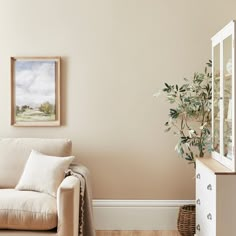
[0,189,57,230]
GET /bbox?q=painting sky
[15,60,56,108]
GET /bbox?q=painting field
[15,101,55,122]
[16,108,55,122]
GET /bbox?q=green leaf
[164,127,171,132]
[169,109,179,119]
[181,136,190,144]
[164,83,169,88]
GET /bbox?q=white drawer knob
[196,224,200,231]
[196,199,201,205]
[207,184,212,191]
[207,213,212,220]
[196,173,201,179]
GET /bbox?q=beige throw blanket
[65,164,96,236]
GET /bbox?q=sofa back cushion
[0,138,72,188]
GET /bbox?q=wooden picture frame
[11,57,61,126]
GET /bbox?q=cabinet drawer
[196,205,203,236]
[196,159,216,186]
[196,213,215,236]
[203,210,215,235]
[196,164,215,210]
[196,160,216,235]
[196,183,215,212]
[196,203,215,236]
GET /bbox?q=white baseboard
[93,200,195,230]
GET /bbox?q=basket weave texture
[177,204,196,236]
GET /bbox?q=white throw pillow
[15,149,74,197]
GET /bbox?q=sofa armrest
[57,175,80,236]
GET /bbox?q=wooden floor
[96,231,181,236]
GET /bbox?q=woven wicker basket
[177,204,196,236]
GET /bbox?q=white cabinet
[212,20,236,171]
[195,158,236,236]
[196,21,236,236]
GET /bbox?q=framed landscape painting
[11,57,61,126]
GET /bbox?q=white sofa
[0,138,81,236]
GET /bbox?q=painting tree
[39,102,54,115]
[16,106,20,115]
[20,105,31,112]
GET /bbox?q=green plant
[158,61,212,166]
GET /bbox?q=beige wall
[0,0,235,200]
